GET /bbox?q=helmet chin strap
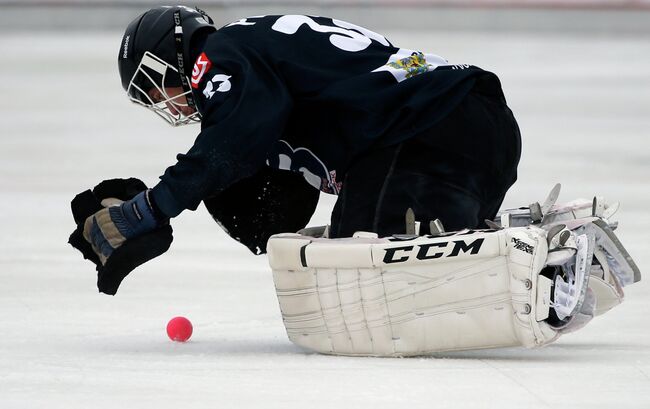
[173,10,198,114]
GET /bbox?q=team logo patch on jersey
[191,52,212,89]
[387,52,432,79]
[266,140,341,195]
[202,74,232,99]
[372,49,448,83]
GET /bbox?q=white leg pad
[269,226,565,356]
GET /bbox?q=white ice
[0,29,649,409]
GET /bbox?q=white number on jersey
[271,15,390,52]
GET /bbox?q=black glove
[68,178,173,295]
[204,167,319,255]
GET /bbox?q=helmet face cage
[127,51,201,127]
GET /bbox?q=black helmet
[118,5,215,126]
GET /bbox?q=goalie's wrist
[119,190,167,238]
[149,182,185,219]
[143,189,167,223]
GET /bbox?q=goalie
[74,6,521,293]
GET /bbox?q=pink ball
[166,316,193,342]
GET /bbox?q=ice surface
[1,30,649,409]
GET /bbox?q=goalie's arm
[150,37,294,219]
[83,37,293,266]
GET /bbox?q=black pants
[330,85,521,238]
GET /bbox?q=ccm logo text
[382,238,485,264]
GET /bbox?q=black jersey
[151,15,503,218]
